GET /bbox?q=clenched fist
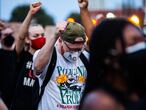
[78,0,88,9]
[29,2,41,15]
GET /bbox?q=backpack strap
[80,52,89,71]
[36,47,57,107]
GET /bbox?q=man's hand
[29,2,41,15]
[78,0,93,51]
[55,21,68,39]
[78,0,88,9]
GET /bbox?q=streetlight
[106,12,116,18]
[128,15,140,26]
[92,18,97,26]
[67,18,75,22]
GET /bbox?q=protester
[0,26,17,108]
[81,90,124,110]
[78,0,106,37]
[33,21,89,110]
[78,0,93,41]
[79,18,146,110]
[10,2,45,110]
[78,0,105,50]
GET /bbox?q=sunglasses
[63,41,84,51]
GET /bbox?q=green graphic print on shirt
[56,65,86,104]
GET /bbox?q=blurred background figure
[0,28,15,50]
[81,90,124,110]
[0,22,17,108]
[78,0,106,51]
[0,23,8,108]
[79,18,146,110]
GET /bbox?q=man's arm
[34,22,68,75]
[78,0,93,43]
[15,3,41,55]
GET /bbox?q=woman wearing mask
[80,18,146,110]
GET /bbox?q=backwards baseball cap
[61,22,86,44]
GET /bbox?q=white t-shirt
[33,48,88,110]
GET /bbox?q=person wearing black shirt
[0,27,17,108]
[10,2,46,110]
[79,18,146,110]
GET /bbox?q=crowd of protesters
[0,0,146,110]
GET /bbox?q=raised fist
[29,2,41,14]
[78,0,88,9]
[55,21,68,39]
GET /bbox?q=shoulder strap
[80,52,89,71]
[36,47,57,107]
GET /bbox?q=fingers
[78,0,83,3]
[78,0,88,9]
[34,5,41,11]
[29,2,41,14]
[32,2,41,8]
[30,2,41,9]
[54,21,68,38]
[56,21,68,32]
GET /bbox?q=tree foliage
[10,5,55,27]
[66,12,81,24]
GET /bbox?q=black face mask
[123,49,146,94]
[103,46,146,93]
[3,34,15,47]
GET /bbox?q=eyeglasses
[63,41,84,51]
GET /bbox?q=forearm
[19,11,33,39]
[80,9,93,41]
[34,36,57,74]
[34,21,67,74]
[16,11,33,55]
